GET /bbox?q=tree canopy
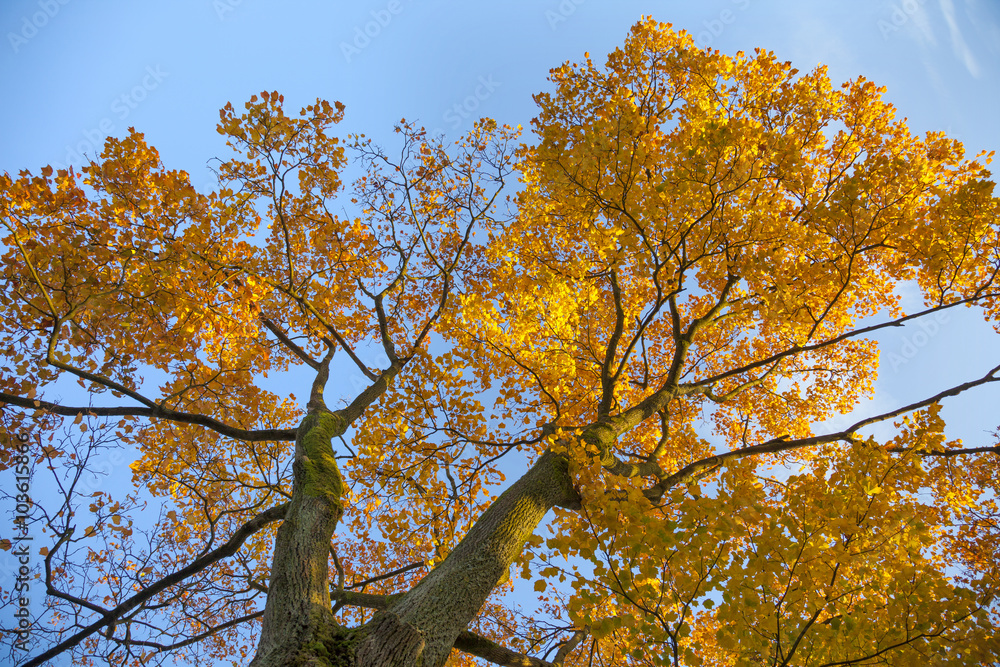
[2,18,999,667]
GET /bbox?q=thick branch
[598,274,739,441]
[374,291,402,365]
[553,627,588,663]
[453,625,586,667]
[309,348,335,411]
[330,589,404,610]
[887,444,1000,457]
[0,392,297,441]
[454,631,555,667]
[260,316,321,369]
[358,450,580,667]
[598,270,626,419]
[341,363,402,425]
[330,591,568,666]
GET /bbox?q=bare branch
[346,560,425,590]
[690,294,999,390]
[598,270,626,419]
[0,392,297,441]
[21,503,289,667]
[260,316,321,369]
[111,610,264,653]
[646,362,1000,502]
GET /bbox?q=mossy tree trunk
[250,404,579,667]
[250,409,349,667]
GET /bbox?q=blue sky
[2,0,1000,663]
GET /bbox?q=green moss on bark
[299,410,346,501]
[294,620,358,667]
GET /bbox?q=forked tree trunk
[250,405,579,667]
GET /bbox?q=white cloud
[908,1,937,46]
[939,0,981,77]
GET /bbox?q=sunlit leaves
[0,91,520,664]
[442,17,1000,665]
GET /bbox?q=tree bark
[251,409,350,667]
[355,450,579,667]
[251,402,578,667]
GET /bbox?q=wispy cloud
[939,0,981,77]
[909,1,937,46]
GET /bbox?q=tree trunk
[251,410,350,667]
[251,405,578,667]
[355,450,579,667]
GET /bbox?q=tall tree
[2,19,999,666]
